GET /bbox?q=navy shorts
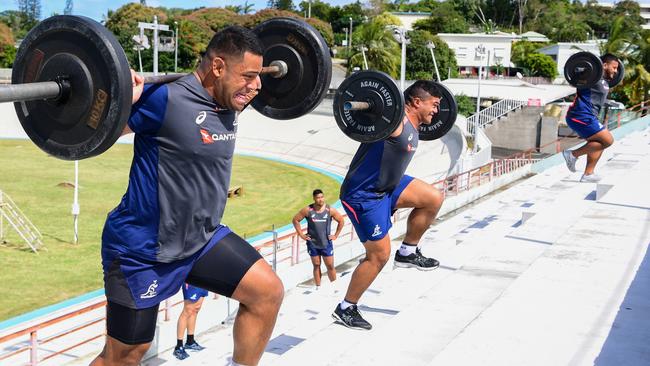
[306,240,334,257]
[566,115,604,139]
[102,225,260,309]
[341,175,414,243]
[182,283,209,302]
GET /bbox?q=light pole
[349,17,353,52]
[308,0,312,18]
[474,44,486,152]
[153,15,159,75]
[360,45,368,69]
[174,21,179,73]
[343,27,348,48]
[426,41,441,82]
[390,27,410,91]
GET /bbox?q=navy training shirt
[340,120,419,201]
[102,74,238,263]
[567,78,609,120]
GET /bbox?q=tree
[18,0,41,31]
[413,2,469,34]
[327,1,365,34]
[511,40,547,65]
[64,0,73,15]
[405,29,457,81]
[268,0,295,11]
[455,94,475,117]
[523,53,556,78]
[0,22,15,67]
[347,19,400,77]
[298,0,332,21]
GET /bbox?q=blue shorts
[341,175,414,243]
[306,241,334,257]
[182,283,209,302]
[566,115,604,139]
[102,225,232,309]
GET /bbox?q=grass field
[0,140,340,321]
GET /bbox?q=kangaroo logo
[195,111,207,125]
[371,224,382,237]
[140,280,159,299]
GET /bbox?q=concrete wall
[483,106,559,152]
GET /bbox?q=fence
[466,99,527,136]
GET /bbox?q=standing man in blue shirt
[292,189,345,288]
[562,54,620,182]
[91,26,283,366]
[332,80,445,330]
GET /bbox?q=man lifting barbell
[331,76,448,330]
[91,26,284,366]
[562,52,622,183]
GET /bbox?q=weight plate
[564,51,603,89]
[252,17,332,120]
[419,82,458,141]
[333,70,404,143]
[12,15,132,160]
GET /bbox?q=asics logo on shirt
[195,111,207,125]
[408,133,413,141]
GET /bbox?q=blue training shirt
[340,120,418,201]
[102,74,238,263]
[567,78,609,120]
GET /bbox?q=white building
[437,33,519,76]
[390,12,430,31]
[536,42,601,78]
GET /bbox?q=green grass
[0,140,340,321]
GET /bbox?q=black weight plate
[12,15,132,160]
[252,17,332,120]
[419,82,458,141]
[334,70,404,143]
[608,58,625,88]
[564,51,602,89]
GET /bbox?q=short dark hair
[204,26,264,61]
[601,53,619,65]
[313,189,323,196]
[404,80,442,106]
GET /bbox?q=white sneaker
[562,150,577,172]
[580,173,602,183]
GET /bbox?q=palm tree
[624,30,650,106]
[347,20,400,78]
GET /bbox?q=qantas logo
[200,129,236,144]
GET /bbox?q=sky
[0,0,353,22]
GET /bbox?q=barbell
[564,51,624,89]
[2,15,332,160]
[333,70,458,143]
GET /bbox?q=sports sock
[176,339,183,349]
[186,334,195,345]
[398,242,417,256]
[340,299,356,310]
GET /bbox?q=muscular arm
[329,207,345,240]
[291,207,311,241]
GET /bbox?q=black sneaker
[332,304,372,330]
[173,346,190,360]
[394,248,440,271]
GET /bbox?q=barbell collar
[0,81,63,103]
[344,101,372,111]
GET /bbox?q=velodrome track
[1,99,649,366]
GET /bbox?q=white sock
[340,299,355,310]
[399,243,417,256]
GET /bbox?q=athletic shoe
[394,248,440,271]
[184,341,206,352]
[580,173,602,183]
[173,347,190,360]
[562,150,577,172]
[332,304,372,330]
